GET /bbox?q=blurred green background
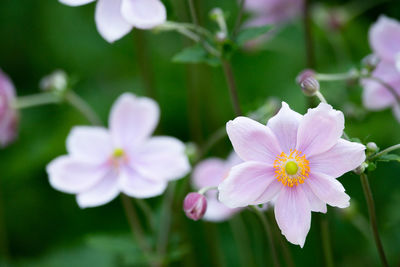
[0,0,400,266]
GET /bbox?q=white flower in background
[59,0,167,43]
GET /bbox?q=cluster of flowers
[1,0,399,251]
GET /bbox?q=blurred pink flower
[0,69,18,147]
[183,192,207,221]
[362,16,400,122]
[59,0,166,43]
[192,152,242,222]
[245,0,303,26]
[47,93,190,208]
[218,102,365,247]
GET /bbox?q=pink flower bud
[0,69,18,147]
[300,77,320,96]
[183,192,207,221]
[296,69,316,85]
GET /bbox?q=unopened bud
[300,77,320,96]
[366,142,379,153]
[296,69,316,85]
[40,70,68,92]
[183,193,207,221]
[361,54,380,73]
[353,162,368,175]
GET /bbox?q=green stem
[222,60,242,116]
[315,91,327,103]
[359,173,389,267]
[320,217,334,267]
[368,144,400,161]
[251,206,280,267]
[303,0,315,68]
[136,199,156,233]
[64,91,102,126]
[315,72,357,81]
[233,0,246,37]
[14,92,60,109]
[229,215,256,267]
[187,0,199,26]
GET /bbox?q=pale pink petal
[226,151,243,167]
[66,126,113,164]
[59,0,95,6]
[362,61,400,110]
[130,136,190,181]
[393,104,400,123]
[218,161,280,208]
[203,197,239,222]
[76,171,120,208]
[109,93,159,148]
[95,0,133,43]
[121,0,166,29]
[46,156,107,194]
[296,103,344,157]
[192,158,226,190]
[119,167,168,198]
[309,139,366,178]
[274,186,311,247]
[306,172,350,208]
[226,117,282,162]
[301,183,327,213]
[267,102,303,153]
[369,15,400,62]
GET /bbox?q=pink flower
[244,0,303,26]
[183,192,207,221]
[0,69,18,147]
[59,0,167,43]
[218,102,365,247]
[46,93,190,208]
[362,16,400,122]
[192,152,242,222]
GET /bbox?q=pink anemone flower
[59,0,167,43]
[192,152,242,222]
[218,102,365,247]
[0,69,18,147]
[47,93,190,208]
[362,15,400,122]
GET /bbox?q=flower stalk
[368,144,400,161]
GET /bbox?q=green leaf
[376,154,400,162]
[236,25,272,46]
[172,45,220,66]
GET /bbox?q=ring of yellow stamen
[273,149,310,187]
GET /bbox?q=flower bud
[361,54,380,73]
[296,69,315,85]
[40,70,68,92]
[300,77,320,96]
[183,192,207,221]
[353,162,368,175]
[366,142,379,153]
[0,69,19,147]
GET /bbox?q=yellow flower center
[113,148,125,158]
[273,149,310,187]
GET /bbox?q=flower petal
[226,116,282,162]
[59,0,95,6]
[369,15,400,62]
[119,167,168,198]
[307,172,350,208]
[218,161,281,208]
[66,126,113,164]
[296,103,344,157]
[121,0,166,29]
[130,136,190,181]
[109,93,159,148]
[309,138,365,178]
[47,156,106,194]
[76,171,120,208]
[301,183,327,213]
[393,104,400,123]
[274,186,311,247]
[95,0,133,43]
[192,158,226,189]
[203,197,239,222]
[267,102,302,153]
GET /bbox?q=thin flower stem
[136,199,156,233]
[320,217,334,267]
[359,173,389,267]
[251,206,280,267]
[303,0,315,68]
[14,92,60,109]
[233,0,246,37]
[198,186,218,195]
[187,0,199,26]
[222,60,242,116]
[64,91,102,126]
[315,72,357,81]
[368,144,400,161]
[315,91,327,103]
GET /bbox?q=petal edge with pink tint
[121,0,166,29]
[119,168,168,198]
